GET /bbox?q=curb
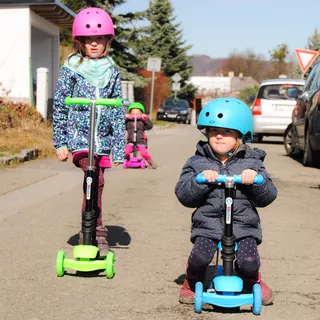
[0,148,41,166]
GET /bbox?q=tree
[307,28,320,51]
[134,0,196,101]
[219,50,268,83]
[269,43,289,76]
[60,0,146,86]
[305,28,320,72]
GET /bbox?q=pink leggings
[125,144,152,162]
[75,157,104,227]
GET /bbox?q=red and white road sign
[295,49,319,73]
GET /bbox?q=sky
[114,0,320,61]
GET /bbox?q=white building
[0,0,75,117]
[189,72,259,106]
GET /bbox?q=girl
[125,102,157,169]
[175,98,277,306]
[52,7,125,253]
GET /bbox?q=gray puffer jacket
[175,141,277,244]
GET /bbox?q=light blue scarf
[64,54,114,88]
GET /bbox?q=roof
[260,78,305,85]
[0,0,75,27]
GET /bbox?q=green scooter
[56,97,124,278]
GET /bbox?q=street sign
[147,57,161,72]
[295,49,319,73]
[172,73,182,83]
[172,82,181,91]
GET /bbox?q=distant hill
[190,55,224,76]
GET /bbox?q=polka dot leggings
[76,157,105,227]
[188,236,260,277]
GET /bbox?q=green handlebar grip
[65,97,122,106]
[96,98,122,106]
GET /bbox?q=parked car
[156,99,192,124]
[285,63,320,167]
[250,78,305,142]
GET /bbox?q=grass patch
[0,100,55,159]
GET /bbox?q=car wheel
[252,134,263,143]
[303,128,320,167]
[284,123,301,157]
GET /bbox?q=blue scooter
[194,173,264,315]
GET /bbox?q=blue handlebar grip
[253,174,264,185]
[233,174,264,184]
[195,173,207,184]
[196,173,264,185]
[195,174,226,184]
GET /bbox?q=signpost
[295,49,319,76]
[147,57,161,118]
[172,72,182,99]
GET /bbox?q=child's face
[207,127,239,155]
[84,36,107,58]
[130,109,142,116]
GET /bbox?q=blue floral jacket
[52,66,125,162]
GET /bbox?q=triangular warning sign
[295,49,319,73]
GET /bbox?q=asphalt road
[0,124,319,320]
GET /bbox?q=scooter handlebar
[65,97,123,107]
[195,173,264,185]
[125,115,144,119]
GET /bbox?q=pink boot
[242,273,273,305]
[179,265,206,304]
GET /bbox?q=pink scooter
[123,115,146,169]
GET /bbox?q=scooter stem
[83,100,97,245]
[88,101,96,169]
[133,116,137,157]
[221,178,236,276]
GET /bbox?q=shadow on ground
[67,225,131,249]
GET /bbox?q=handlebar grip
[195,173,264,185]
[65,97,123,106]
[65,97,91,105]
[126,115,143,119]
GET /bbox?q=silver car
[251,78,305,142]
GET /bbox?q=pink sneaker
[242,273,274,305]
[99,156,112,168]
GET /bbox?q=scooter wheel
[252,283,262,315]
[106,251,115,279]
[194,281,203,313]
[56,250,65,277]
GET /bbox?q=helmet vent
[97,24,101,28]
[205,112,210,117]
[86,24,90,28]
[217,113,223,118]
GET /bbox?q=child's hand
[201,170,219,183]
[125,114,131,119]
[241,169,257,185]
[142,114,148,120]
[56,147,68,162]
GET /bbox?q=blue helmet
[197,98,253,142]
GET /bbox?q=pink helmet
[72,7,115,39]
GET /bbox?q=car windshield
[164,100,188,109]
[258,84,304,100]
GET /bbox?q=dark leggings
[75,157,105,227]
[188,236,260,277]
